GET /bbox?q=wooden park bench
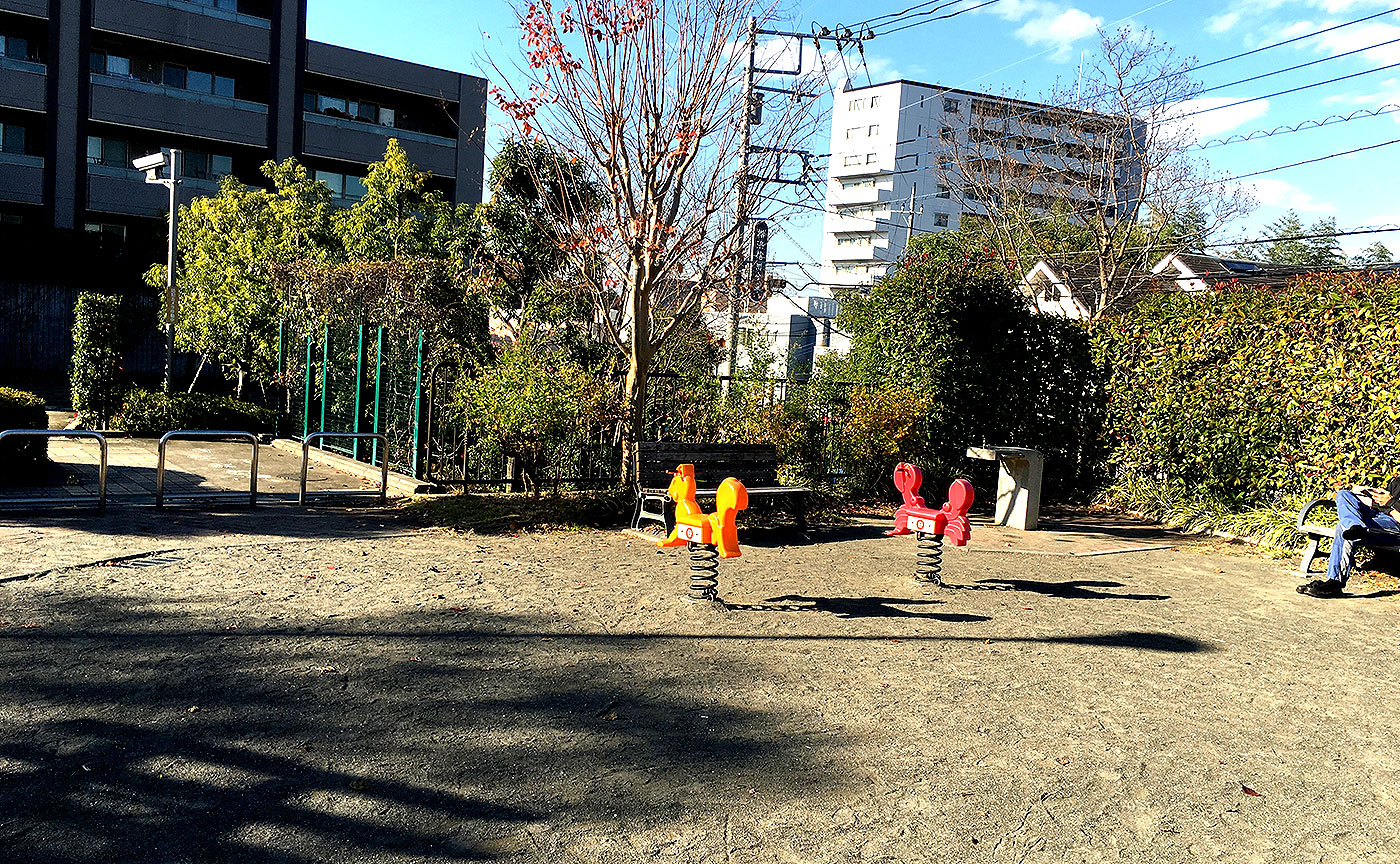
[631,442,809,535]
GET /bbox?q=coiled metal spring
[915,531,944,585]
[688,541,719,599]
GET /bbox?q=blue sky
[309,0,1400,273]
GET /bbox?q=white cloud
[1249,177,1337,212]
[975,1,1104,61]
[1208,12,1242,34]
[1320,76,1400,110]
[1314,22,1400,65]
[1160,96,1272,144]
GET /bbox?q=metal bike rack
[0,429,108,511]
[301,432,389,505]
[156,430,259,508]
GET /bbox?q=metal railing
[155,431,259,508]
[0,430,108,511]
[301,433,389,505]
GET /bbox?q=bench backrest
[636,442,779,490]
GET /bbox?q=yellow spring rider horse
[656,464,748,599]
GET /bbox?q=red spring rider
[657,464,748,600]
[886,462,974,585]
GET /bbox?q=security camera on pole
[134,148,182,393]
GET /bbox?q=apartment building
[819,79,1144,287]
[0,0,486,247]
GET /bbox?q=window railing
[0,55,45,74]
[138,0,272,27]
[91,72,268,112]
[302,110,455,146]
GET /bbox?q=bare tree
[489,0,825,481]
[941,27,1254,318]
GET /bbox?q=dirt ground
[1,509,1398,863]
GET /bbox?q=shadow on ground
[0,599,846,862]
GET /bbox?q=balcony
[91,0,271,62]
[302,111,457,176]
[0,152,43,206]
[90,73,269,148]
[0,0,47,16]
[0,56,46,112]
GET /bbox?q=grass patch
[401,489,632,534]
[1099,475,1314,551]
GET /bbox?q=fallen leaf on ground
[1242,784,1262,797]
[1055,756,1070,765]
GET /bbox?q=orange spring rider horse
[657,464,748,598]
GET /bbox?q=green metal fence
[282,322,428,478]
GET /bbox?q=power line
[1196,104,1400,150]
[872,0,1002,38]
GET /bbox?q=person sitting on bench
[1298,478,1400,598]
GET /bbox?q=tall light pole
[134,148,182,393]
[722,15,758,404]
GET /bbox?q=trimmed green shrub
[70,292,129,427]
[0,387,48,483]
[1094,270,1400,518]
[825,231,1108,498]
[111,389,275,436]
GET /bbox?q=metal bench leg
[1298,537,1322,575]
[793,493,808,532]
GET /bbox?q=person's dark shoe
[1342,524,1369,541]
[1297,579,1344,598]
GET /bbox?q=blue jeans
[1327,490,1400,583]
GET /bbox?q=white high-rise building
[819,80,1145,287]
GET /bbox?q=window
[866,153,877,164]
[356,101,378,123]
[934,213,948,227]
[182,151,210,179]
[845,127,860,140]
[869,95,881,108]
[344,175,367,199]
[314,170,367,198]
[847,98,866,111]
[103,138,127,167]
[106,55,130,76]
[0,123,25,154]
[88,51,105,74]
[163,64,186,88]
[868,124,879,136]
[843,155,861,166]
[84,222,127,245]
[1,35,31,61]
[86,136,128,168]
[379,107,395,128]
[943,97,961,114]
[318,94,348,116]
[841,178,875,190]
[935,184,950,199]
[940,126,954,141]
[131,57,160,83]
[304,91,318,111]
[213,75,235,98]
[186,69,212,94]
[315,170,345,194]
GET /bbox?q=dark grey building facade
[0,0,487,241]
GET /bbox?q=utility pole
[722,15,758,404]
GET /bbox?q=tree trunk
[617,271,656,487]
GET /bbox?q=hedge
[110,389,275,436]
[70,292,128,428]
[1094,271,1400,511]
[0,387,48,483]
